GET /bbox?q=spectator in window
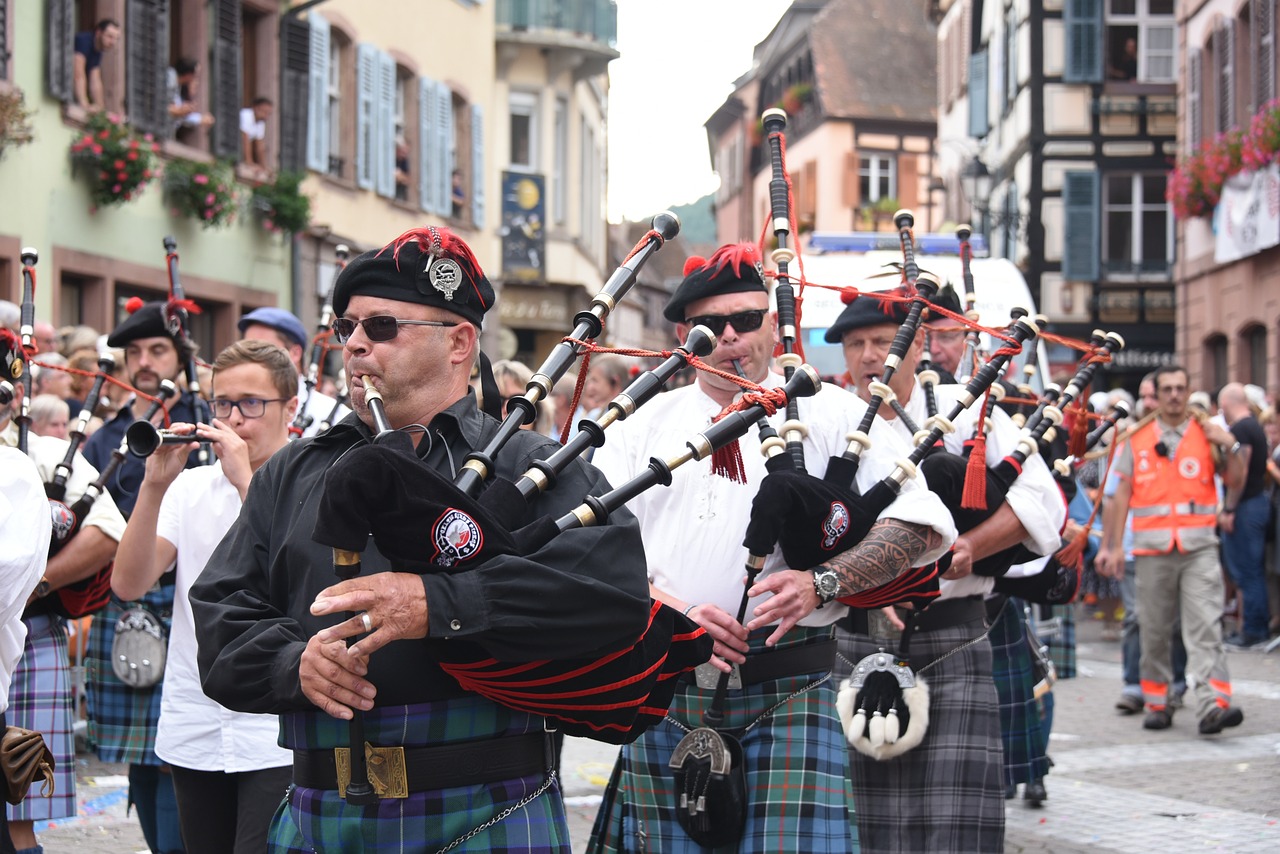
[394,137,411,202]
[167,57,215,142]
[1108,36,1139,81]
[73,19,121,112]
[239,97,274,179]
[452,168,466,219]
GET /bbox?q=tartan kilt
[988,600,1050,787]
[588,626,856,854]
[269,696,569,853]
[6,615,77,821]
[834,620,1004,854]
[1041,603,1077,680]
[84,590,173,765]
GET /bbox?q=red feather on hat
[873,284,915,316]
[383,226,489,309]
[701,242,761,281]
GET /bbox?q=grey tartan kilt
[834,620,1005,854]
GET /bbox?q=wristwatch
[812,569,840,607]
[1229,441,1242,456]
[28,576,51,606]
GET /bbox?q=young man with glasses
[1100,365,1247,735]
[189,227,651,851]
[112,340,297,853]
[82,300,206,854]
[589,243,954,852]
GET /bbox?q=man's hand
[196,418,251,497]
[299,634,374,720]
[142,423,198,487]
[311,572,429,658]
[682,601,749,674]
[1218,510,1236,535]
[1202,421,1235,447]
[1095,546,1121,579]
[745,569,821,647]
[943,538,973,580]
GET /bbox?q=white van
[776,231,1048,389]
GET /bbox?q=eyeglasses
[683,310,767,337]
[209,397,288,419]
[332,315,459,343]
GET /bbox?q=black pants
[169,764,292,854]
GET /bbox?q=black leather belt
[292,732,547,793]
[679,638,837,687]
[841,595,987,636]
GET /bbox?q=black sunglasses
[683,310,767,337]
[332,315,459,343]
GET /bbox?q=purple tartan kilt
[6,615,77,822]
[266,772,569,853]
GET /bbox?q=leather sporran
[668,726,747,848]
[2,726,56,805]
[111,606,168,688]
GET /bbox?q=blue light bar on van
[807,231,989,256]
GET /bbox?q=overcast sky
[606,0,793,223]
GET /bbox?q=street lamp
[960,155,1028,241]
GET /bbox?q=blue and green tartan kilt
[6,615,77,822]
[588,626,856,854]
[268,695,569,853]
[988,600,1050,787]
[1041,603,1077,679]
[84,591,172,765]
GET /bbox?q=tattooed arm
[746,517,943,647]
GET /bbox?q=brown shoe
[1143,709,1173,730]
[1115,694,1143,715]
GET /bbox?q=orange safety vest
[1128,418,1219,555]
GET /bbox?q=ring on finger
[360,612,373,633]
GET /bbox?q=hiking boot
[1143,709,1173,730]
[1115,694,1143,715]
[1198,706,1244,735]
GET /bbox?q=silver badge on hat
[422,225,461,301]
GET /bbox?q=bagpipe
[15,249,38,453]
[292,244,349,438]
[161,236,213,464]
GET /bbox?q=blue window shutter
[437,80,454,216]
[419,76,438,213]
[1063,171,1100,281]
[46,0,74,103]
[1064,0,1103,83]
[376,51,396,198]
[968,50,989,137]
[471,103,485,229]
[355,43,376,190]
[306,14,330,173]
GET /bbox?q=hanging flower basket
[251,171,311,235]
[0,89,35,160]
[1168,99,1280,220]
[165,158,239,229]
[69,112,159,211]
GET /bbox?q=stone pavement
[28,608,1280,852]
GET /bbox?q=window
[1243,326,1267,386]
[60,273,89,327]
[1105,0,1175,83]
[1257,0,1276,109]
[1205,333,1229,390]
[327,36,343,176]
[394,68,412,203]
[1103,173,1171,278]
[1213,21,1236,133]
[553,96,568,223]
[859,154,896,204]
[1002,5,1017,114]
[509,91,538,171]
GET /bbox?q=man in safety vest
[1099,365,1247,735]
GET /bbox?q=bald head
[1218,382,1249,421]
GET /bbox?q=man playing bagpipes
[189,227,655,853]
[1,328,127,854]
[827,290,1066,853]
[81,299,205,854]
[587,244,956,853]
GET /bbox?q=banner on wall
[1214,163,1280,264]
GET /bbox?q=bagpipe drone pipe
[292,244,349,438]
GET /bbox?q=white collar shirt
[0,448,51,713]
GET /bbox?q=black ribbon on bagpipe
[293,244,349,438]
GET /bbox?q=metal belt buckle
[335,743,409,799]
[693,661,742,690]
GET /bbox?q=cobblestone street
[30,611,1280,853]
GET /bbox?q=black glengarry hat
[332,226,495,327]
[106,298,186,348]
[663,242,767,323]
[823,287,912,344]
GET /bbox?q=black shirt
[1230,414,1268,500]
[190,394,651,714]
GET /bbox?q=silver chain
[835,627,990,679]
[432,770,558,854]
[664,674,830,736]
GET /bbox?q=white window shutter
[419,76,439,214]
[376,51,396,198]
[471,103,485,230]
[437,80,454,216]
[306,14,330,173]
[355,43,376,190]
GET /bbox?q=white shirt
[0,448,50,714]
[155,462,291,772]
[239,107,265,141]
[298,376,350,437]
[592,375,955,625]
[1,428,128,544]
[881,382,1068,599]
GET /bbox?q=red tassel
[961,388,992,510]
[1067,401,1089,458]
[710,439,747,483]
[1054,536,1087,579]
